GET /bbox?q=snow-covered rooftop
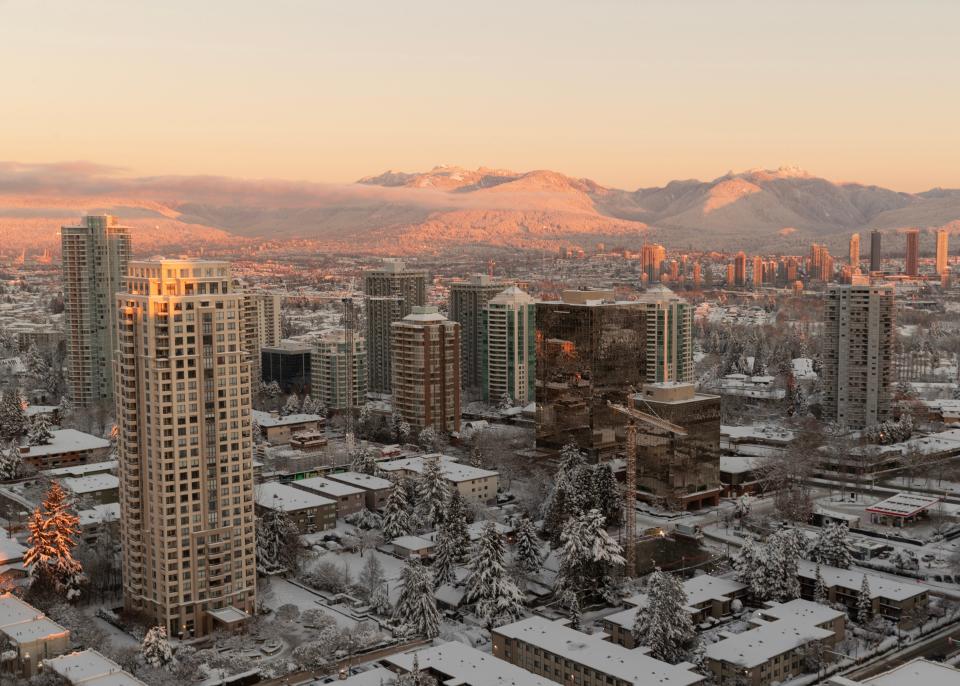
[0,593,68,644]
[385,639,556,686]
[21,429,109,457]
[78,503,120,528]
[57,473,119,495]
[380,454,498,483]
[44,649,147,686]
[719,455,763,475]
[757,598,845,626]
[390,535,435,550]
[252,410,323,428]
[326,471,394,491]
[866,492,941,518]
[492,616,704,686]
[0,536,25,563]
[256,482,334,512]
[797,561,927,602]
[43,460,117,478]
[863,658,960,686]
[293,476,365,498]
[605,575,746,628]
[704,616,834,668]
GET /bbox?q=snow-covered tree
[469,441,483,469]
[431,524,458,589]
[393,558,441,638]
[857,575,872,624]
[281,394,300,416]
[24,483,83,600]
[57,395,72,422]
[357,403,374,437]
[464,522,525,627]
[263,380,282,398]
[0,442,22,481]
[497,391,513,412]
[345,508,383,531]
[590,463,622,527]
[514,516,543,576]
[251,416,263,444]
[733,536,770,601]
[813,563,828,605]
[370,582,392,615]
[541,482,571,548]
[765,528,803,601]
[415,453,448,530]
[399,653,438,686]
[633,570,696,663]
[0,391,28,441]
[357,553,386,601]
[255,508,302,575]
[351,446,382,476]
[300,395,317,415]
[809,522,853,569]
[444,490,470,554]
[554,509,624,604]
[417,426,438,452]
[383,483,412,540]
[28,415,53,446]
[141,626,174,669]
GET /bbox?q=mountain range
[1,161,959,256]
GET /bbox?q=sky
[2,0,959,191]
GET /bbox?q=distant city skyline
[2,1,959,192]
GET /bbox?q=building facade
[310,330,367,411]
[936,228,949,275]
[905,229,920,276]
[114,259,256,638]
[61,215,131,407]
[391,307,461,433]
[241,289,282,383]
[481,286,536,405]
[849,232,860,268]
[822,281,895,428]
[870,230,882,272]
[450,274,508,394]
[364,259,427,395]
[261,341,312,394]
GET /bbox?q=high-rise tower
[936,229,949,275]
[480,286,536,405]
[905,229,920,276]
[62,215,131,407]
[115,259,256,637]
[449,274,508,394]
[870,230,882,272]
[849,233,860,268]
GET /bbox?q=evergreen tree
[557,441,586,485]
[464,522,525,628]
[24,483,83,600]
[141,626,174,669]
[256,508,302,575]
[300,395,317,415]
[282,394,300,416]
[358,554,386,601]
[590,463,622,527]
[431,524,458,588]
[541,483,570,548]
[809,522,853,569]
[369,582,392,615]
[469,441,483,468]
[554,509,624,604]
[765,528,802,601]
[514,516,543,576]
[0,391,28,440]
[633,570,696,663]
[813,563,828,605]
[416,454,448,530]
[251,417,263,444]
[0,442,22,481]
[392,558,441,638]
[733,537,766,600]
[383,484,412,540]
[28,415,53,446]
[351,446,382,476]
[57,395,72,423]
[857,575,872,624]
[497,391,513,412]
[444,490,470,555]
[418,426,437,452]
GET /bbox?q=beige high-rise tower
[115,259,256,638]
[62,215,131,407]
[936,229,949,275]
[849,232,860,268]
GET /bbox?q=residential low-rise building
[797,560,929,627]
[705,599,846,686]
[291,476,366,517]
[43,649,147,686]
[252,410,324,446]
[255,482,336,533]
[602,575,748,647]
[18,429,110,470]
[379,454,499,505]
[55,473,119,505]
[827,658,960,686]
[492,615,705,686]
[325,471,394,511]
[0,594,71,678]
[385,640,555,686]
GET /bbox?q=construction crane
[607,400,688,576]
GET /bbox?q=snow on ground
[261,577,362,630]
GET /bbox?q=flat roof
[605,575,747,629]
[44,649,147,686]
[797,561,926,602]
[705,618,834,668]
[58,473,119,494]
[22,429,110,457]
[380,454,498,483]
[78,503,120,528]
[252,410,323,427]
[293,476,365,498]
[493,616,704,686]
[326,471,394,491]
[43,460,117,478]
[386,640,555,686]
[256,482,335,512]
[864,659,960,686]
[866,492,941,518]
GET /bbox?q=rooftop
[21,429,110,457]
[326,471,394,491]
[44,649,147,686]
[58,473,119,495]
[797,561,927,602]
[863,659,960,686]
[0,593,69,644]
[866,492,941,518]
[252,409,323,427]
[493,616,703,686]
[256,482,335,512]
[385,639,558,686]
[43,460,117,479]
[379,454,498,483]
[292,476,365,498]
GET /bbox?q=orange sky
[2,1,959,191]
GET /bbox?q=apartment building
[0,594,71,678]
[822,281,895,429]
[705,599,846,686]
[385,640,555,686]
[44,649,147,686]
[17,428,110,470]
[364,259,427,395]
[255,481,336,533]
[905,229,920,276]
[291,476,366,517]
[379,454,498,506]
[310,330,367,411]
[61,215,131,407]
[492,616,704,686]
[449,274,509,393]
[241,288,282,383]
[391,307,461,433]
[251,409,324,445]
[325,471,394,511]
[114,259,256,638]
[480,285,536,405]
